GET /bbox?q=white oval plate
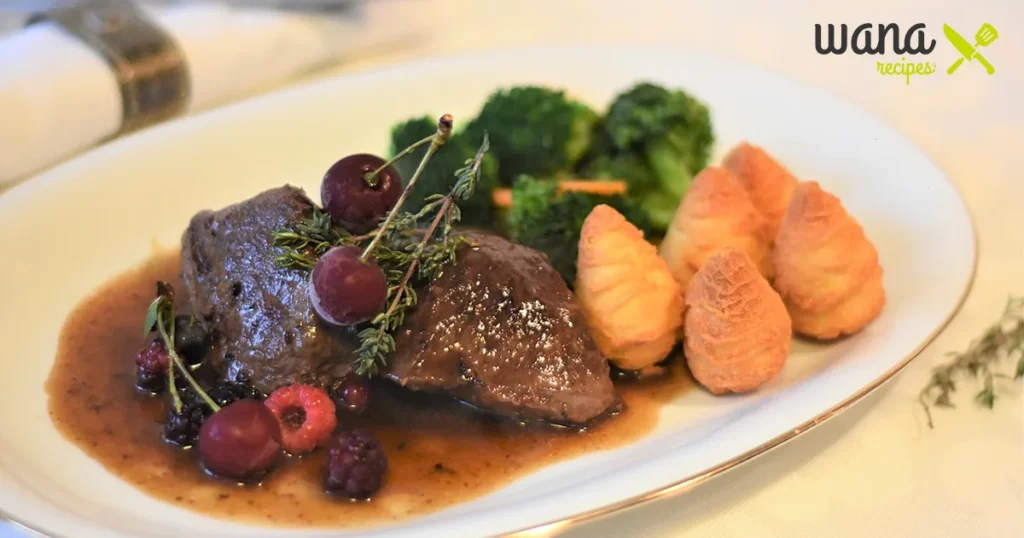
[0,46,974,538]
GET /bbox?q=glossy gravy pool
[47,252,692,528]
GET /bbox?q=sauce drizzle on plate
[46,252,691,528]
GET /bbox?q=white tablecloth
[3,1,1022,536]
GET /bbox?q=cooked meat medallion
[388,231,616,425]
[180,187,617,425]
[181,186,358,392]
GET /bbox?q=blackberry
[136,369,166,393]
[207,378,263,408]
[162,375,262,448]
[164,403,208,447]
[325,430,387,499]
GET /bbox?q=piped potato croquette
[772,181,885,339]
[659,166,772,292]
[722,141,798,241]
[576,205,683,371]
[683,248,791,395]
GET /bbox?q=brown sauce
[46,252,692,529]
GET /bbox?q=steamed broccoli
[465,86,600,185]
[389,116,498,228]
[588,82,714,230]
[507,176,653,284]
[579,152,676,232]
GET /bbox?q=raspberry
[263,384,337,454]
[325,430,387,499]
[135,340,170,392]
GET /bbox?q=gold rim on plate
[0,49,980,538]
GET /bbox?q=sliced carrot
[492,180,629,209]
[492,188,513,208]
[557,180,628,196]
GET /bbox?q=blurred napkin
[0,1,425,190]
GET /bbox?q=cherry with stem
[309,115,454,328]
[362,134,435,188]
[359,114,453,263]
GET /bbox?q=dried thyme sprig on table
[919,295,1024,428]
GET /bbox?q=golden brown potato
[659,166,772,293]
[576,205,683,370]
[722,141,798,241]
[772,181,885,339]
[684,248,791,395]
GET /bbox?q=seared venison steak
[387,232,617,425]
[181,188,616,424]
[180,186,356,393]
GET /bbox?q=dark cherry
[321,153,402,234]
[332,375,370,413]
[173,314,210,365]
[198,400,283,481]
[309,245,388,326]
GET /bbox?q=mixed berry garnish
[132,115,471,497]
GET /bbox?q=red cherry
[321,154,402,234]
[332,376,370,413]
[198,400,282,481]
[309,245,388,326]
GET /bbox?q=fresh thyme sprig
[144,282,221,413]
[269,114,489,376]
[353,135,489,374]
[270,116,456,271]
[271,206,364,269]
[358,114,454,264]
[919,295,1024,428]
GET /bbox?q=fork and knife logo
[944,23,998,75]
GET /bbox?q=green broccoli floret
[465,86,600,185]
[507,176,654,284]
[390,116,498,228]
[597,82,714,229]
[579,152,675,233]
